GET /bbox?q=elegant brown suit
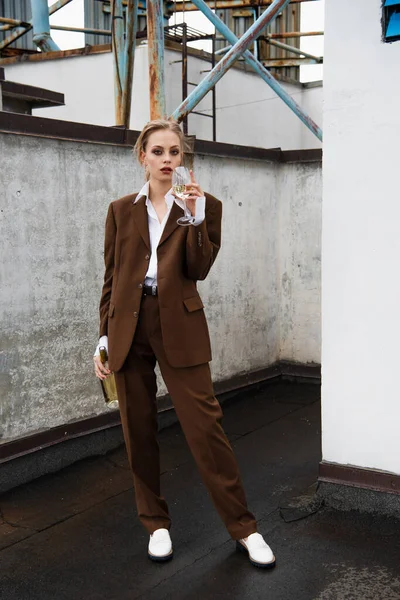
[98,191,257,540]
[99,192,221,372]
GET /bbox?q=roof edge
[0,112,322,162]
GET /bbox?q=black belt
[143,285,158,296]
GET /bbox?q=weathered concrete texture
[1,382,400,600]
[278,161,322,364]
[196,153,280,382]
[0,133,137,442]
[0,133,323,444]
[319,482,400,521]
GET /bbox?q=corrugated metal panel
[264,2,300,80]
[83,0,147,46]
[0,0,35,51]
[215,3,300,81]
[84,0,110,46]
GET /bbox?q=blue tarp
[386,10,400,37]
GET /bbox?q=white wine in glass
[172,166,194,226]
[172,184,186,197]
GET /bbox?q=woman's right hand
[93,355,111,380]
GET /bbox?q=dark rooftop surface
[1,381,400,600]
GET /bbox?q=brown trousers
[114,295,257,540]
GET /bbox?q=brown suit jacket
[99,191,222,372]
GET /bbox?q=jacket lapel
[158,201,184,247]
[131,195,150,250]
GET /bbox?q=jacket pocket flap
[183,296,204,312]
[108,303,115,317]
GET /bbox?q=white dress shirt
[94,183,206,357]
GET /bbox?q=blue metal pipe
[214,44,231,55]
[267,36,323,61]
[194,0,322,140]
[0,0,72,52]
[253,7,258,61]
[171,0,291,124]
[48,0,74,14]
[30,0,60,51]
[172,0,322,141]
[112,0,138,126]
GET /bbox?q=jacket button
[138,283,143,289]
[133,311,138,318]
[145,254,150,260]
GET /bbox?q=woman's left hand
[184,170,204,217]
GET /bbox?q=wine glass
[172,166,194,226]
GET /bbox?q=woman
[93,119,275,569]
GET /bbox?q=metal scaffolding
[0,0,323,140]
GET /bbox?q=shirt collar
[134,182,150,203]
[134,182,176,209]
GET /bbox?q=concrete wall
[0,131,321,444]
[278,162,322,364]
[2,45,322,150]
[322,0,400,475]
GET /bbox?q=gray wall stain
[278,162,322,363]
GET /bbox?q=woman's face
[141,129,182,183]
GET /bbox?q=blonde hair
[134,119,185,165]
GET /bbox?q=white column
[322,0,400,475]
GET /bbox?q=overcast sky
[49,0,324,82]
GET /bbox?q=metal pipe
[31,0,60,51]
[111,0,125,124]
[253,7,258,61]
[172,0,322,141]
[211,33,216,141]
[0,0,73,52]
[147,0,166,119]
[121,0,139,128]
[171,0,292,123]
[48,0,75,14]
[214,44,231,55]
[173,0,318,11]
[50,25,112,35]
[269,30,323,39]
[0,24,31,49]
[266,36,322,61]
[0,16,24,25]
[182,22,188,134]
[262,57,318,66]
[107,0,147,10]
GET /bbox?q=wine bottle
[99,346,119,409]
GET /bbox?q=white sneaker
[148,528,173,562]
[237,532,276,568]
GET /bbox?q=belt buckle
[151,284,157,296]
